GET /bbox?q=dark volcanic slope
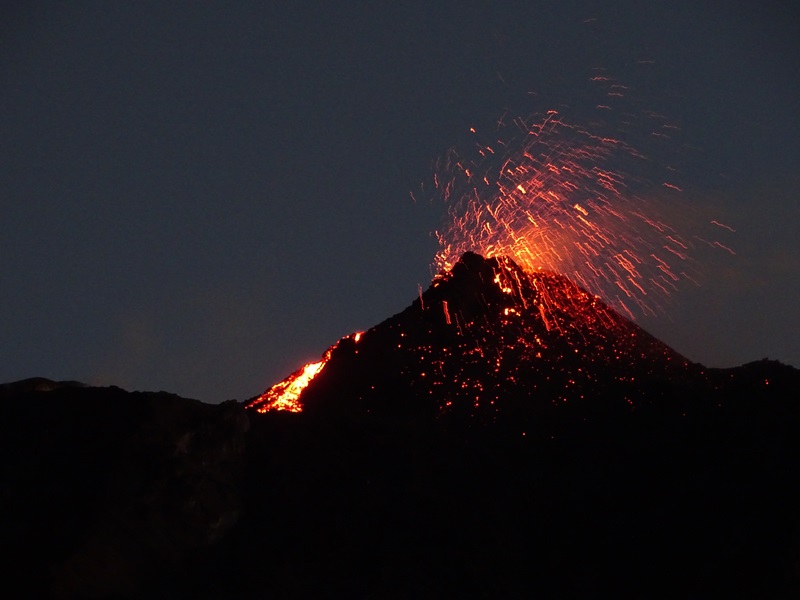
[239,246,800,598]
[254,252,699,430]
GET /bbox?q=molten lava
[251,361,324,413]
[249,332,363,413]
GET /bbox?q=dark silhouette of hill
[252,252,706,431]
[2,254,800,598]
[1,383,249,599]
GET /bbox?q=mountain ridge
[250,251,700,427]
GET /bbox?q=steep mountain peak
[248,252,693,427]
[422,251,686,361]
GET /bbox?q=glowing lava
[249,332,362,413]
[251,360,325,413]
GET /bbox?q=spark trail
[252,78,735,414]
[432,104,720,322]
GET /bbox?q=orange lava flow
[251,360,326,413]
[250,332,363,413]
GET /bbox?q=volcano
[4,253,800,598]
[250,252,698,429]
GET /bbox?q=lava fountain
[432,106,734,321]
[252,88,735,413]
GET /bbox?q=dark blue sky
[2,1,798,402]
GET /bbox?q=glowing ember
[432,103,733,322]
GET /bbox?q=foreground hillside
[2,366,800,598]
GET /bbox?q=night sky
[2,1,798,402]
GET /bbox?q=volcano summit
[250,252,699,429]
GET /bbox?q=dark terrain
[3,253,799,598]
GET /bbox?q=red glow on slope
[249,332,363,413]
[251,360,326,413]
